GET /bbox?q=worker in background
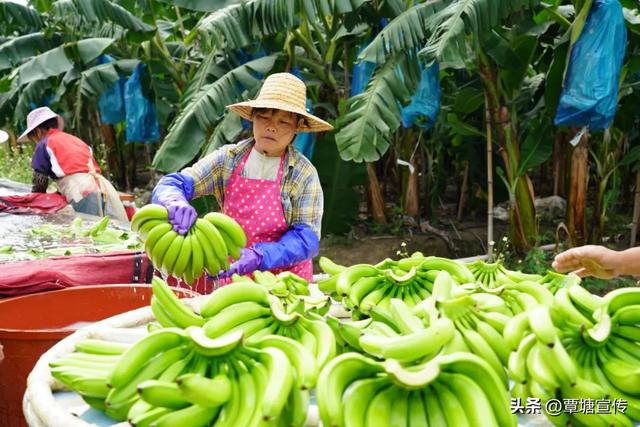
[18,107,128,222]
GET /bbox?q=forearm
[31,171,49,193]
[614,247,640,276]
[151,173,195,204]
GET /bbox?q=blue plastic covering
[350,46,376,96]
[292,99,316,159]
[400,62,441,129]
[350,19,387,97]
[151,172,195,205]
[124,63,160,143]
[290,66,316,159]
[554,0,626,130]
[254,223,320,270]
[97,55,125,125]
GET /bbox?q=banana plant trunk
[566,131,589,246]
[479,53,537,252]
[366,163,387,225]
[631,170,640,247]
[484,96,494,259]
[99,122,124,188]
[401,129,419,219]
[457,160,469,222]
[553,131,567,197]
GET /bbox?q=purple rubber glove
[218,247,263,279]
[166,201,197,235]
[152,173,197,236]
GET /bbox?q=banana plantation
[4,1,640,426]
[1,0,640,254]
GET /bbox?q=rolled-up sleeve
[31,141,53,178]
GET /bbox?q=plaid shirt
[182,138,323,237]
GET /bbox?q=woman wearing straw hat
[152,72,333,284]
[19,106,128,221]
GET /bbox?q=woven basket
[23,295,207,427]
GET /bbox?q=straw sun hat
[227,73,333,133]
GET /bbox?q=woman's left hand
[218,247,263,278]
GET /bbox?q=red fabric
[0,192,68,215]
[0,251,155,297]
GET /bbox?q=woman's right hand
[151,172,197,235]
[166,200,197,235]
[552,245,619,279]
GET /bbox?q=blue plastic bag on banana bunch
[97,55,125,125]
[400,61,440,130]
[350,19,388,96]
[554,0,626,132]
[350,45,376,96]
[290,66,317,159]
[124,63,160,143]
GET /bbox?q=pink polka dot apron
[165,148,313,294]
[223,148,313,282]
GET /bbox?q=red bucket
[0,284,198,427]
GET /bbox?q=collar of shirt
[228,137,298,173]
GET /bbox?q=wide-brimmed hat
[227,73,333,133]
[18,107,64,142]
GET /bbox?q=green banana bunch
[132,204,247,285]
[50,279,332,427]
[409,274,511,383]
[317,351,516,427]
[150,277,204,328]
[502,282,640,425]
[317,254,453,318]
[467,259,508,288]
[198,282,336,370]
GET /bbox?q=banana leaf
[152,55,277,172]
[15,38,115,85]
[0,32,57,72]
[0,1,43,34]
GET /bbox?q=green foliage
[358,1,447,63]
[202,113,243,156]
[421,0,542,64]
[0,145,34,184]
[0,1,43,33]
[15,38,115,86]
[517,119,553,176]
[152,55,278,172]
[51,0,155,38]
[156,0,245,12]
[0,33,56,72]
[334,53,418,162]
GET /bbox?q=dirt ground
[315,221,508,270]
